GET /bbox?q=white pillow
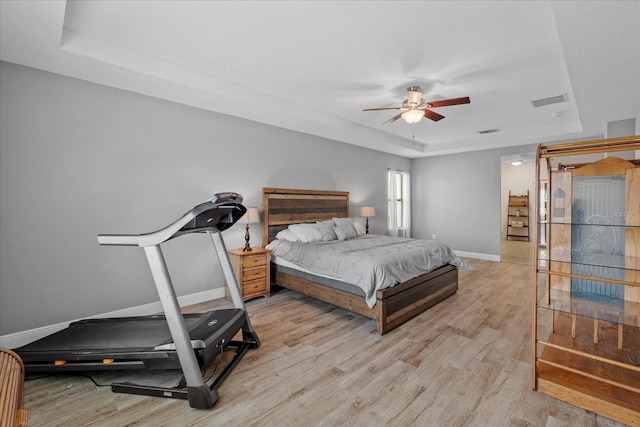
[334,225,358,241]
[333,217,357,234]
[275,229,299,242]
[288,223,323,243]
[315,221,337,241]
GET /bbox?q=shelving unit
[507,190,530,241]
[532,135,640,425]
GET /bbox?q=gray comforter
[266,235,468,308]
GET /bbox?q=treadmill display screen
[180,203,246,233]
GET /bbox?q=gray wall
[0,61,409,335]
[0,59,561,338]
[411,144,538,257]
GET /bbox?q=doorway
[500,154,536,265]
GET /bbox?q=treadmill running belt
[17,310,236,353]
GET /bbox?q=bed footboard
[272,264,458,334]
[375,264,458,334]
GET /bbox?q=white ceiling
[1,1,638,158]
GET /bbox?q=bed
[262,187,462,334]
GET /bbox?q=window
[394,172,404,228]
[387,169,411,237]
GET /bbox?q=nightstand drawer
[243,278,268,297]
[243,265,266,281]
[243,254,267,268]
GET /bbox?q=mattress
[267,235,466,308]
[271,262,366,297]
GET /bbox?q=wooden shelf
[532,135,640,425]
[507,190,529,241]
[536,314,640,425]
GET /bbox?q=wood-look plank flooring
[22,259,626,426]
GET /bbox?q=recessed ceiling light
[511,160,523,166]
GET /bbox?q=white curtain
[402,171,411,237]
[387,169,398,236]
[387,169,411,237]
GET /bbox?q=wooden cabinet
[226,248,271,301]
[0,349,27,427]
[507,190,529,241]
[532,136,640,425]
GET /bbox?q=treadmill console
[180,193,246,233]
[210,192,242,204]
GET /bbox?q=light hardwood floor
[22,259,625,426]
[500,239,536,265]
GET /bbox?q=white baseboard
[454,250,501,262]
[0,288,225,350]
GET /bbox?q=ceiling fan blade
[383,112,404,125]
[423,109,445,122]
[363,106,403,111]
[427,96,471,108]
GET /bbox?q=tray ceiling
[1,1,638,158]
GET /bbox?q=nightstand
[226,248,271,301]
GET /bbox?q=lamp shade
[401,109,423,124]
[240,207,260,224]
[360,206,375,217]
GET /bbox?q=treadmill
[14,192,260,409]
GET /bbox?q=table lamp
[240,207,260,251]
[360,206,375,234]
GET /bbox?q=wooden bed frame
[262,187,459,334]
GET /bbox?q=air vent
[478,128,500,134]
[531,94,568,108]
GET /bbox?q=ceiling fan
[363,86,470,125]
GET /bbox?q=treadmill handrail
[97,192,243,247]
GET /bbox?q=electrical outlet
[432,234,436,240]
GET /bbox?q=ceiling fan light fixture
[363,86,470,125]
[401,109,423,124]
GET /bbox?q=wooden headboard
[262,187,350,245]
